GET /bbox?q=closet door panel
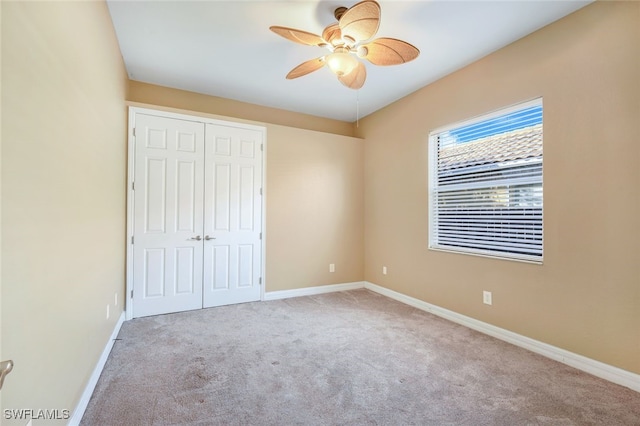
[203,124,263,308]
[132,114,205,318]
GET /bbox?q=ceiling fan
[270,0,419,90]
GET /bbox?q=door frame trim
[126,106,267,320]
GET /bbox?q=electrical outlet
[329,263,335,273]
[106,304,110,319]
[383,266,387,275]
[483,291,492,305]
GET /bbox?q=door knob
[0,360,13,390]
[204,235,216,240]
[189,235,202,241]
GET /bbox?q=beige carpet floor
[81,289,640,425]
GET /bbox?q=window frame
[428,98,544,264]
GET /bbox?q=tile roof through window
[439,124,543,171]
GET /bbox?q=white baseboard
[264,281,365,301]
[364,281,640,393]
[69,312,126,426]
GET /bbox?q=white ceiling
[107,0,592,122]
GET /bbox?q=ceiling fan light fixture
[326,48,358,76]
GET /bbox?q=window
[428,99,543,263]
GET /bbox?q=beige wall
[127,89,365,293]
[128,80,356,137]
[0,0,3,416]
[1,1,127,423]
[127,84,366,291]
[358,1,640,374]
[266,125,364,291]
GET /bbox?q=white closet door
[132,114,205,317]
[203,124,263,307]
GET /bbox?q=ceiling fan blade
[270,26,327,46]
[339,0,381,43]
[361,38,420,66]
[322,23,342,46]
[286,57,326,79]
[338,61,367,90]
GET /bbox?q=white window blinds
[428,99,543,262]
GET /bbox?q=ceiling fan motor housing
[334,7,348,20]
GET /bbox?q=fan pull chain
[356,90,360,128]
